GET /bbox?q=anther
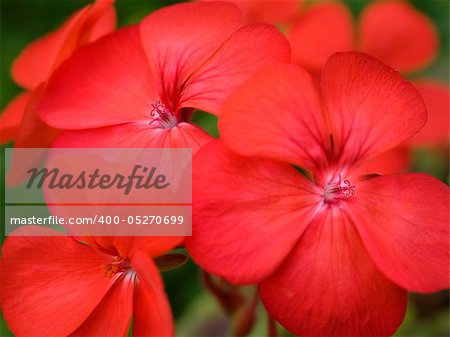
[323,174,356,204]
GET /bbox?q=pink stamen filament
[149,100,178,129]
[323,174,356,204]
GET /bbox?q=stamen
[323,174,356,204]
[101,257,131,278]
[149,100,178,129]
[339,179,356,197]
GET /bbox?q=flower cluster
[1,1,448,336]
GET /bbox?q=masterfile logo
[26,164,171,195]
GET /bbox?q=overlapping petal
[0,92,31,144]
[13,84,60,149]
[186,141,321,284]
[85,0,117,42]
[350,173,449,293]
[322,52,427,167]
[288,3,353,73]
[131,251,174,336]
[84,236,184,260]
[70,275,134,337]
[6,85,60,185]
[359,2,438,73]
[180,23,290,115]
[259,210,407,337]
[12,9,86,90]
[225,0,301,25]
[219,63,327,170]
[0,226,118,336]
[352,146,411,176]
[220,53,426,172]
[52,122,212,154]
[38,26,157,130]
[12,0,116,90]
[140,1,242,112]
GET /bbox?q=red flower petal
[12,0,116,90]
[220,53,425,171]
[0,92,31,144]
[38,26,157,130]
[359,2,438,73]
[288,3,353,73]
[350,173,449,292]
[352,146,411,176]
[51,122,212,154]
[180,23,290,115]
[409,79,449,146]
[186,141,321,284]
[6,85,60,185]
[322,52,426,167]
[87,0,117,42]
[140,1,241,112]
[259,211,407,337]
[0,226,118,336]
[131,251,174,337]
[12,84,60,149]
[70,275,134,337]
[219,63,328,170]
[125,236,184,258]
[53,0,116,70]
[12,11,85,90]
[225,0,301,25]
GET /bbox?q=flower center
[102,256,131,278]
[323,174,356,204]
[149,100,178,129]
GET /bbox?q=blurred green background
[1,0,448,336]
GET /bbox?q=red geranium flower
[187,52,449,336]
[36,1,289,152]
[0,0,116,146]
[0,226,182,336]
[287,1,449,173]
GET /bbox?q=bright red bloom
[36,2,290,152]
[0,0,116,145]
[0,226,182,336]
[187,53,449,336]
[287,1,448,172]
